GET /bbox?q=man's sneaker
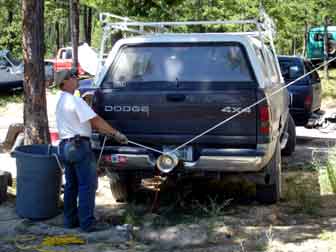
[82,222,110,233]
[65,219,80,229]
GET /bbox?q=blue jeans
[58,138,98,230]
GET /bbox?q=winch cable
[128,140,165,154]
[96,136,164,167]
[97,135,107,168]
[169,56,336,154]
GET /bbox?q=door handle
[166,94,186,102]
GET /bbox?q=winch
[156,153,179,173]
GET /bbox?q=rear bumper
[290,109,311,126]
[95,143,274,173]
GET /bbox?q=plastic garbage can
[11,144,62,219]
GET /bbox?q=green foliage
[0,1,22,57]
[283,173,321,215]
[326,154,336,193]
[317,148,336,194]
[0,91,23,111]
[2,0,336,58]
[192,196,232,219]
[320,69,336,100]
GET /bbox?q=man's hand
[111,131,128,144]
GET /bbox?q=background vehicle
[0,50,54,91]
[278,56,322,126]
[90,13,296,205]
[306,26,336,64]
[49,47,86,75]
[0,50,23,91]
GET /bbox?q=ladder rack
[94,9,277,86]
[99,9,276,40]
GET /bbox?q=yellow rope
[12,234,86,252]
[14,235,38,251]
[40,235,86,246]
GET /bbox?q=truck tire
[256,140,281,204]
[281,114,296,156]
[110,178,128,203]
[109,175,137,203]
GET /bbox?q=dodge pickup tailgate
[94,43,258,148]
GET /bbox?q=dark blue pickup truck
[88,33,296,204]
[278,56,322,126]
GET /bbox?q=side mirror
[288,66,300,79]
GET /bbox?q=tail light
[259,105,270,134]
[304,95,312,111]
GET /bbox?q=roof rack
[94,9,278,85]
[99,8,276,39]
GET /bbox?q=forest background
[1,0,335,58]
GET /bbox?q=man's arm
[90,116,128,144]
[90,115,117,135]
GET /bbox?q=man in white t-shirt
[55,69,127,232]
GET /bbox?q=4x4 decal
[221,106,252,114]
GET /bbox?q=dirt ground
[0,92,336,252]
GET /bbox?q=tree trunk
[55,21,60,50]
[70,0,79,72]
[87,7,92,45]
[83,6,92,45]
[7,10,14,52]
[303,21,308,57]
[22,0,50,144]
[55,0,60,50]
[324,16,329,81]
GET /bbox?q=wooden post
[324,16,329,81]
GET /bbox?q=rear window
[103,43,254,87]
[278,59,304,81]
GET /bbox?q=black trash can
[11,144,62,219]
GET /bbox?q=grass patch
[192,196,232,219]
[319,231,336,241]
[120,204,145,226]
[283,172,321,215]
[118,194,232,231]
[316,148,336,195]
[0,90,23,110]
[319,69,336,100]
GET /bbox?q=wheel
[109,175,137,203]
[256,140,281,204]
[110,178,128,202]
[281,114,296,156]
